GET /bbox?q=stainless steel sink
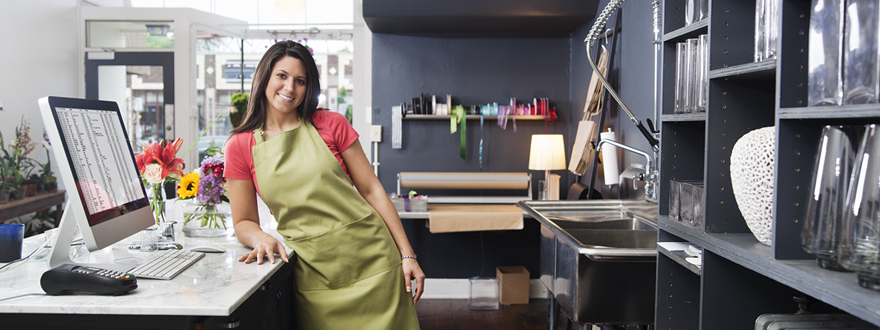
[518,200,658,325]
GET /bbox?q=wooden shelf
[708,60,777,80]
[659,215,880,325]
[0,190,65,223]
[779,104,880,119]
[661,112,707,122]
[657,242,702,276]
[662,19,708,43]
[403,115,548,121]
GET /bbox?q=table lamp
[529,134,566,200]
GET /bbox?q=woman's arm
[341,139,426,304]
[228,178,289,265]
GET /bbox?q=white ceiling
[129,0,354,29]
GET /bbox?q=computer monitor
[39,96,155,271]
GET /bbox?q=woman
[224,41,424,329]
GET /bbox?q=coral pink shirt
[224,110,359,195]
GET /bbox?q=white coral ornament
[729,126,775,246]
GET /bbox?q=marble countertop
[0,200,291,316]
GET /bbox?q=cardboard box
[496,266,529,304]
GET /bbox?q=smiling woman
[224,41,422,329]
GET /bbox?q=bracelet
[401,255,417,260]
[253,233,271,247]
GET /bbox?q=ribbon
[479,113,484,171]
[459,106,466,159]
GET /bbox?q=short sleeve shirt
[223,110,359,194]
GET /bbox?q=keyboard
[128,249,205,280]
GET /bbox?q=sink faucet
[596,139,659,204]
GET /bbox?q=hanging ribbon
[454,105,466,159]
[479,112,484,171]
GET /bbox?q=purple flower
[197,170,224,205]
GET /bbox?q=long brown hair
[231,41,321,135]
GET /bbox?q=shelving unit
[656,0,880,329]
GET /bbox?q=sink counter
[517,199,659,325]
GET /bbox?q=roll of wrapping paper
[399,172,531,190]
[600,129,620,185]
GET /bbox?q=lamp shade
[529,134,566,170]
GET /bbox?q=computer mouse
[189,245,227,253]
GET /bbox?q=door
[85,52,174,149]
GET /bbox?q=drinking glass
[839,124,880,290]
[674,42,687,114]
[802,126,857,271]
[843,0,880,104]
[808,0,844,106]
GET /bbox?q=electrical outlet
[370,125,382,142]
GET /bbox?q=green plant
[37,134,55,184]
[230,93,248,128]
[0,118,36,196]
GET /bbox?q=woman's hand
[238,235,289,265]
[403,258,426,304]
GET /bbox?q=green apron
[252,123,420,329]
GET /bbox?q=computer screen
[39,96,155,270]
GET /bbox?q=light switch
[370,125,382,142]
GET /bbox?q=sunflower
[177,171,200,199]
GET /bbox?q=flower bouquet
[135,138,185,224]
[178,155,232,237]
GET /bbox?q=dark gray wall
[371,0,657,279]
[372,35,573,192]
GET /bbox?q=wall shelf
[779,104,880,119]
[403,115,548,121]
[660,113,707,122]
[708,60,777,80]
[657,243,702,276]
[662,19,708,43]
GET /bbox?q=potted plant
[0,118,35,201]
[37,137,56,193]
[229,93,248,128]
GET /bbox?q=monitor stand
[48,203,138,273]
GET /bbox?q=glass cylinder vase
[148,182,166,224]
[181,200,234,238]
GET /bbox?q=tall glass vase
[149,182,166,224]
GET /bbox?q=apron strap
[253,128,265,144]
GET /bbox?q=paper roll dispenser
[397,172,532,204]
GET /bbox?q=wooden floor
[416,299,617,330]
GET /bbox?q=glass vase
[181,200,234,238]
[801,126,857,271]
[148,182,166,224]
[839,124,880,290]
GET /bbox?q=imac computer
[39,96,155,272]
